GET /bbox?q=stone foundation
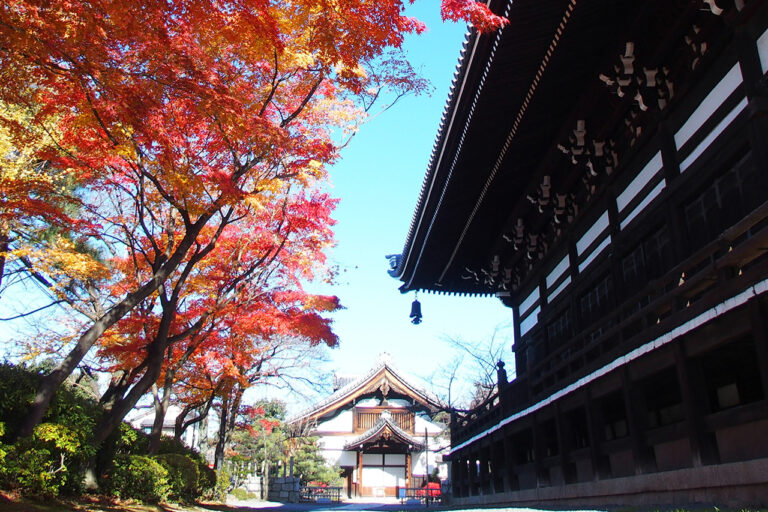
[267,476,300,503]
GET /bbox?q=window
[621,225,672,294]
[547,308,572,346]
[580,274,612,325]
[683,150,764,250]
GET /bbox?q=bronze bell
[409,298,422,325]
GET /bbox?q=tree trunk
[214,395,229,470]
[213,385,244,470]
[91,289,179,447]
[147,381,172,454]
[17,218,208,439]
[0,229,9,293]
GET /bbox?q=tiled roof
[287,358,441,424]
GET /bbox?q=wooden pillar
[466,452,477,496]
[606,188,625,306]
[502,430,517,491]
[749,298,768,403]
[406,452,412,490]
[673,342,720,467]
[357,450,364,497]
[531,414,545,488]
[554,402,573,484]
[621,366,655,474]
[658,121,687,264]
[450,456,460,497]
[584,387,610,479]
[479,445,490,495]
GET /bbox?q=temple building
[287,355,446,497]
[391,0,768,507]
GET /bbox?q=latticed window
[621,224,672,294]
[580,274,612,325]
[683,149,763,251]
[547,308,572,346]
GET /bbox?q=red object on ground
[416,482,441,497]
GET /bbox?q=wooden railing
[299,486,342,503]
[398,486,442,504]
[355,409,414,432]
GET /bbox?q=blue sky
[306,2,514,402]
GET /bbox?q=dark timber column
[750,298,768,401]
[605,189,629,320]
[451,454,461,498]
[555,402,574,484]
[674,342,720,467]
[736,28,768,177]
[658,122,688,264]
[621,366,655,474]
[584,387,610,479]
[503,429,517,491]
[479,445,490,495]
[531,414,546,488]
[467,452,477,496]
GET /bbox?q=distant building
[288,355,446,497]
[392,0,768,507]
[126,404,201,450]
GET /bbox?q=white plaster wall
[414,414,443,435]
[356,398,379,407]
[318,435,348,450]
[315,409,353,432]
[386,399,410,408]
[412,449,439,476]
[363,466,405,486]
[320,448,357,467]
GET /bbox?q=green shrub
[0,422,95,497]
[102,454,170,502]
[154,453,199,502]
[214,467,231,502]
[112,423,150,456]
[0,422,6,467]
[0,363,100,497]
[0,363,101,441]
[197,462,217,497]
[156,436,205,463]
[230,487,249,500]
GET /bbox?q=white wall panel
[576,211,609,256]
[520,306,540,336]
[546,255,570,289]
[315,409,353,432]
[363,453,383,465]
[758,28,768,73]
[579,236,611,273]
[675,63,742,149]
[519,286,539,315]
[617,152,662,212]
[620,180,666,230]
[548,275,571,301]
[414,414,443,434]
[679,97,748,172]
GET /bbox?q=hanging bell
[409,298,422,325]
